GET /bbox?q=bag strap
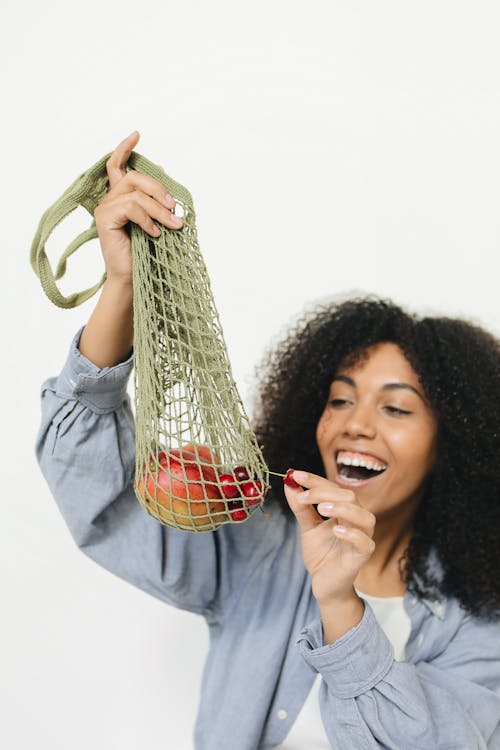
[30,150,193,309]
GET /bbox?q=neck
[356,492,421,592]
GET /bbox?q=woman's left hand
[284,470,377,605]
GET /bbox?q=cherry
[231,510,247,521]
[219,473,239,499]
[241,480,263,506]
[283,468,301,489]
[228,500,247,522]
[233,466,250,482]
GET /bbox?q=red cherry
[233,466,250,482]
[241,480,262,505]
[230,509,247,521]
[283,469,301,489]
[228,499,247,522]
[219,473,239,499]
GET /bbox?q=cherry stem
[268,470,287,478]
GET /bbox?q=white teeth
[336,452,387,472]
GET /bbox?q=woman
[35,132,500,749]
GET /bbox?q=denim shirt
[35,325,500,750]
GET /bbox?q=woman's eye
[385,406,412,415]
[329,399,350,407]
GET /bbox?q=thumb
[106,131,140,188]
[283,475,322,533]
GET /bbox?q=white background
[2,1,500,748]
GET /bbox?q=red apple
[137,448,227,529]
[182,443,220,466]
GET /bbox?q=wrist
[318,592,365,645]
[104,274,133,291]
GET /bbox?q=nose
[341,402,377,439]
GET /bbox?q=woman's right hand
[94,131,184,284]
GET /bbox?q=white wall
[2,1,500,748]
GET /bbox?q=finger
[106,197,163,238]
[292,471,358,508]
[283,482,323,533]
[314,501,376,536]
[131,191,184,231]
[332,525,376,557]
[291,470,357,500]
[114,170,177,211]
[106,131,140,188]
[109,191,181,236]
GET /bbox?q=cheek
[316,410,332,445]
[391,424,437,481]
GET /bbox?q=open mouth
[335,450,388,485]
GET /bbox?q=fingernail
[298,490,309,502]
[334,525,347,535]
[292,470,309,484]
[317,503,333,513]
[172,216,183,227]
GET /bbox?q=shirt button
[277,709,288,720]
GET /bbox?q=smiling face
[315,342,438,519]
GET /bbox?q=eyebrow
[331,375,425,402]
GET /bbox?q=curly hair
[250,295,500,621]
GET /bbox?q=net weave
[31,150,270,531]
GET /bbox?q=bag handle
[30,150,193,309]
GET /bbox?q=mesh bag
[31,150,272,531]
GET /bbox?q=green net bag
[31,150,273,531]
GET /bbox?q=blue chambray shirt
[35,325,500,750]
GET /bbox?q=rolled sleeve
[295,600,500,749]
[296,602,394,699]
[56,324,134,413]
[36,326,280,622]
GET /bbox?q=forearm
[318,592,365,645]
[78,278,134,368]
[297,604,495,749]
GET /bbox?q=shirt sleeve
[35,325,276,621]
[296,601,500,749]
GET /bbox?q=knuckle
[124,190,138,206]
[366,512,376,527]
[339,489,356,503]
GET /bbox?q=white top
[277,590,412,749]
